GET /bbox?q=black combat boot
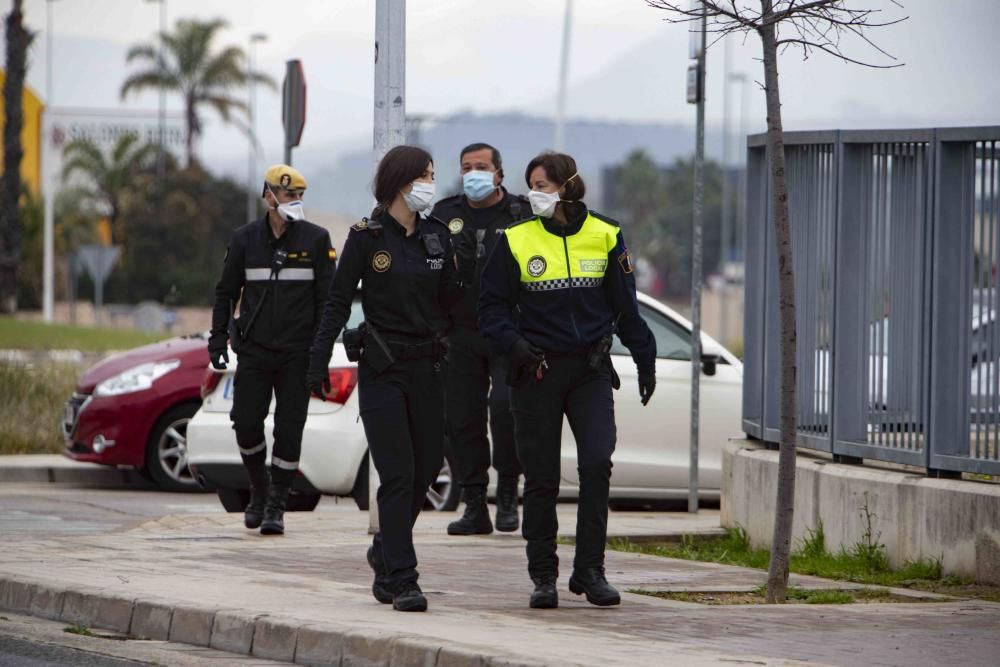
[392,580,427,612]
[569,567,620,606]
[260,482,290,535]
[529,577,558,609]
[366,545,393,604]
[244,465,270,530]
[494,476,520,533]
[447,485,493,535]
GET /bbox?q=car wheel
[217,486,249,513]
[145,402,202,493]
[425,449,460,511]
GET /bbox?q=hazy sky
[10,0,1000,181]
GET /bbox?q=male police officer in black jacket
[431,143,528,536]
[209,165,335,535]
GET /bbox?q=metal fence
[742,127,1000,477]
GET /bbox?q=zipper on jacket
[561,233,581,344]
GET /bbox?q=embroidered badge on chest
[372,250,392,272]
[426,258,444,270]
[527,255,547,278]
[448,218,464,234]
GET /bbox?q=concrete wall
[721,440,1000,584]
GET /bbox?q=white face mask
[403,181,436,213]
[269,188,306,222]
[528,189,561,218]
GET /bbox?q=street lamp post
[247,33,267,224]
[553,0,573,152]
[145,0,166,184]
[688,2,708,514]
[42,0,59,322]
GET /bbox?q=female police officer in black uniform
[479,151,657,610]
[307,145,460,613]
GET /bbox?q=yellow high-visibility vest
[504,214,618,292]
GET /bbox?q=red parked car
[63,332,211,491]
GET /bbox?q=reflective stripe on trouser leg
[239,441,266,456]
[270,456,299,471]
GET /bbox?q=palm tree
[62,133,157,245]
[120,18,275,167]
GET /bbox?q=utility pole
[553,0,573,152]
[370,0,406,532]
[247,33,266,224]
[145,0,167,184]
[42,0,58,322]
[688,2,707,514]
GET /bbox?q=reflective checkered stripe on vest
[505,215,617,292]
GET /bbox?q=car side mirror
[701,352,720,377]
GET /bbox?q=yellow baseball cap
[263,164,307,192]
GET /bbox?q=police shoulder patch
[328,248,337,260]
[618,250,634,274]
[589,210,621,227]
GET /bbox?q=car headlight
[94,359,181,397]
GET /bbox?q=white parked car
[186,292,743,513]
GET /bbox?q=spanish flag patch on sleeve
[328,248,337,260]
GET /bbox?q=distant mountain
[305,111,721,222]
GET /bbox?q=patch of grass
[0,361,82,454]
[64,625,95,637]
[633,586,909,605]
[0,317,165,351]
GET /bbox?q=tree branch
[774,38,903,67]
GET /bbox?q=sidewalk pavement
[0,454,152,487]
[3,506,999,667]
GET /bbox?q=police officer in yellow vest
[479,151,657,610]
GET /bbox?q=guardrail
[742,127,1000,477]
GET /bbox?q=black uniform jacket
[309,209,459,370]
[478,202,657,375]
[430,188,529,329]
[211,215,335,353]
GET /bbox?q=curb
[0,459,153,488]
[0,576,543,667]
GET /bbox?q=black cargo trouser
[446,327,520,488]
[359,355,445,590]
[230,342,311,485]
[509,352,616,582]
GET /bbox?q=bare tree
[0,0,33,313]
[645,0,904,602]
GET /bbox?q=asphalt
[2,457,1000,666]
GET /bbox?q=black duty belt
[385,338,439,361]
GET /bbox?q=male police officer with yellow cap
[209,165,335,535]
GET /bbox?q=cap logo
[280,173,291,188]
[372,250,392,273]
[527,255,547,278]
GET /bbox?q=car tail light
[200,367,223,399]
[319,366,358,405]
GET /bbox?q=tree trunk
[759,6,798,604]
[0,0,31,313]
[185,94,196,168]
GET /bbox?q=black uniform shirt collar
[541,201,588,237]
[377,209,427,237]
[258,214,295,245]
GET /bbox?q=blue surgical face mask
[463,170,497,202]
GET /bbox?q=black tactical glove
[638,370,656,406]
[452,232,477,284]
[305,362,331,401]
[510,338,544,370]
[208,337,229,370]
